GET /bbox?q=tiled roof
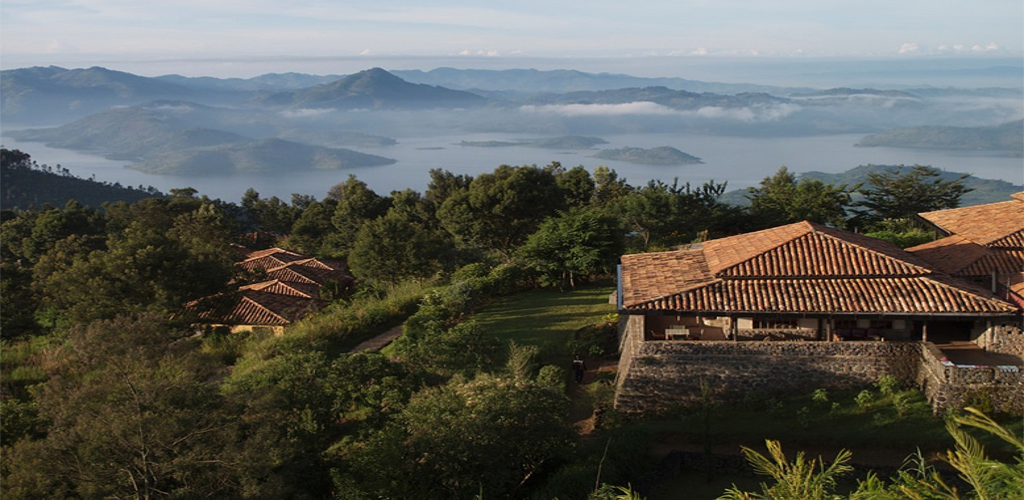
[182,247,353,327]
[265,261,352,286]
[240,279,323,299]
[917,196,1024,247]
[181,290,326,326]
[629,277,1018,314]
[238,247,307,272]
[620,221,1019,315]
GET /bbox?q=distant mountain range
[856,120,1023,152]
[2,65,1021,177]
[255,68,488,110]
[8,102,396,173]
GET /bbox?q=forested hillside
[1,152,1018,498]
[1,148,162,209]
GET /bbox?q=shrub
[811,388,830,407]
[854,389,874,411]
[537,365,567,393]
[875,375,900,396]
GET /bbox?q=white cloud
[280,108,334,118]
[520,102,680,116]
[898,42,919,54]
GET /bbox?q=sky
[1,0,1022,78]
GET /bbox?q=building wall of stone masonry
[614,315,1024,416]
[614,315,920,413]
[916,341,1024,415]
[975,321,1024,358]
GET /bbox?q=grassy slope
[471,280,616,366]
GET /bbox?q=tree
[556,164,596,208]
[347,209,452,285]
[1,315,238,498]
[345,373,574,498]
[518,208,623,289]
[437,165,565,258]
[329,175,391,254]
[746,166,854,228]
[854,165,972,223]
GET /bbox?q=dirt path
[350,325,403,353]
[569,357,619,436]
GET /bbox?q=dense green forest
[1,148,1020,498]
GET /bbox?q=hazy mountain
[156,72,343,92]
[592,146,703,165]
[256,68,489,110]
[856,120,1024,152]
[7,104,247,160]
[392,67,798,95]
[130,138,395,174]
[720,164,1023,207]
[1,66,211,122]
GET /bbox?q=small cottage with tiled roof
[179,247,354,335]
[614,220,1023,415]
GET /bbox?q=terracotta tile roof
[620,221,1019,315]
[703,222,932,277]
[238,247,307,272]
[629,277,1018,314]
[181,290,326,326]
[182,247,353,328]
[917,197,1024,247]
[240,279,323,299]
[265,261,352,286]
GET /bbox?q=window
[753,319,798,329]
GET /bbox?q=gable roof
[917,194,1024,248]
[908,235,1024,277]
[180,290,326,326]
[620,221,1018,315]
[238,247,308,273]
[181,247,353,328]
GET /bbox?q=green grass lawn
[472,279,617,366]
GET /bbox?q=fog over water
[4,131,1021,204]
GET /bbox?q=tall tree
[854,165,972,223]
[437,165,565,258]
[328,175,391,254]
[746,166,854,228]
[518,208,623,289]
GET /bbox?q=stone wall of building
[614,318,920,413]
[614,315,1024,415]
[917,342,1024,415]
[976,322,1024,358]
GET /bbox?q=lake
[3,131,1021,204]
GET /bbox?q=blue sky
[2,1,1021,77]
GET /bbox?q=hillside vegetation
[1,148,161,209]
[857,119,1024,152]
